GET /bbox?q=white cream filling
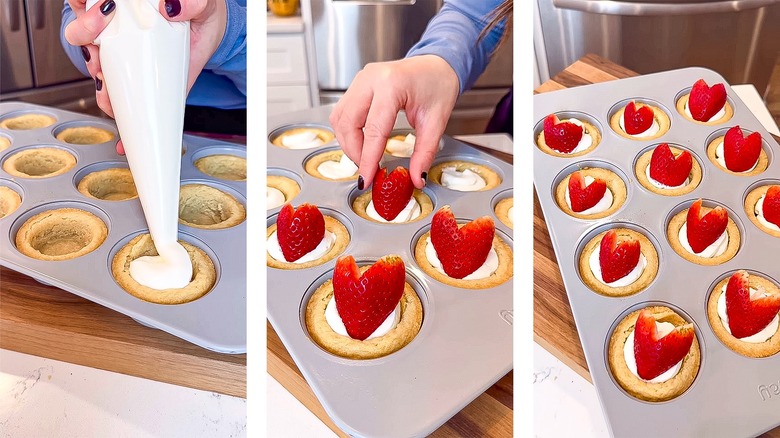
[325,297,401,340]
[562,118,593,153]
[589,248,646,287]
[619,111,660,137]
[440,167,487,192]
[425,236,498,280]
[714,140,758,173]
[267,230,335,264]
[507,206,513,226]
[564,175,613,214]
[624,322,684,383]
[718,285,779,343]
[129,241,193,290]
[281,131,325,149]
[645,164,689,189]
[679,223,728,257]
[317,153,358,179]
[385,133,416,157]
[267,186,285,209]
[755,195,780,231]
[685,99,726,123]
[366,197,421,223]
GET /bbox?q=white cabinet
[267,14,316,115]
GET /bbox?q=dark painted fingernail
[164,0,181,17]
[100,0,115,15]
[357,175,365,190]
[95,78,103,91]
[421,172,428,181]
[80,46,90,62]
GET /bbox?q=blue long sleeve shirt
[61,0,246,110]
[406,0,506,94]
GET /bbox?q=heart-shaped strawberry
[543,114,583,153]
[688,79,727,122]
[599,230,640,283]
[723,126,762,172]
[686,199,727,254]
[725,270,780,339]
[624,101,654,135]
[649,143,692,187]
[763,185,780,228]
[634,309,694,381]
[276,203,325,262]
[333,255,406,341]
[372,166,414,221]
[430,206,495,279]
[568,171,607,213]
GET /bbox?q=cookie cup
[536,119,601,158]
[744,185,780,238]
[266,216,349,270]
[494,197,513,229]
[16,208,107,261]
[304,149,358,181]
[609,103,670,141]
[352,190,433,224]
[428,160,501,192]
[555,167,627,220]
[676,94,733,125]
[706,136,768,176]
[667,206,740,266]
[579,228,658,297]
[635,146,702,196]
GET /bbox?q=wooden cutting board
[267,144,514,437]
[534,53,780,437]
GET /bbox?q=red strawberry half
[599,230,640,284]
[333,255,406,341]
[688,79,727,122]
[723,126,762,172]
[686,199,727,254]
[276,203,325,262]
[624,101,654,135]
[634,309,694,381]
[725,270,780,339]
[649,143,692,187]
[543,114,583,154]
[430,206,495,279]
[763,185,780,228]
[372,166,414,221]
[568,171,607,213]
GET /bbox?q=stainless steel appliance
[535,0,780,97]
[307,0,513,134]
[1,0,98,114]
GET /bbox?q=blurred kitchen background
[267,0,513,135]
[533,0,780,128]
[1,0,99,115]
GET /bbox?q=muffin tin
[267,105,513,437]
[534,68,780,437]
[0,102,246,354]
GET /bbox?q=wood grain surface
[0,266,246,398]
[534,54,780,438]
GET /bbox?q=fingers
[64,0,116,46]
[95,72,114,119]
[409,119,447,189]
[159,0,210,21]
[116,139,125,155]
[81,44,101,79]
[330,72,373,166]
[358,95,401,188]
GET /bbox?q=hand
[64,0,227,154]
[330,55,459,189]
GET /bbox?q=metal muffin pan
[0,102,246,354]
[534,68,780,437]
[267,105,513,438]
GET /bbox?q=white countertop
[267,12,304,34]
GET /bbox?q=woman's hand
[330,55,459,189]
[64,0,227,154]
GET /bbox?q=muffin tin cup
[0,102,246,353]
[534,67,780,437]
[267,105,513,438]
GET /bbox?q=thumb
[159,0,209,21]
[408,121,446,189]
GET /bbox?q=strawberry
[763,185,780,228]
[276,203,325,262]
[688,79,727,122]
[568,171,607,213]
[333,255,406,341]
[623,101,654,135]
[649,143,692,187]
[686,199,728,254]
[430,206,494,279]
[372,166,414,221]
[725,270,780,339]
[723,126,762,172]
[599,230,640,283]
[543,114,583,153]
[634,309,694,381]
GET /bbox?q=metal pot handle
[552,0,779,16]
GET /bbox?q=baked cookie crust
[428,160,501,192]
[494,197,513,229]
[609,103,670,141]
[667,206,740,266]
[635,146,702,196]
[555,167,626,220]
[266,215,349,270]
[578,228,658,297]
[77,168,138,201]
[744,185,780,238]
[706,135,768,177]
[271,127,335,148]
[194,154,246,181]
[0,114,56,130]
[0,186,22,218]
[16,208,107,261]
[536,118,601,158]
[3,147,76,178]
[352,190,433,224]
[608,306,701,402]
[0,136,11,152]
[55,126,114,145]
[179,184,246,230]
[676,94,733,125]
[267,174,301,207]
[304,149,359,181]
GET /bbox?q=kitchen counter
[267,12,304,34]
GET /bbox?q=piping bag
[86,0,192,289]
